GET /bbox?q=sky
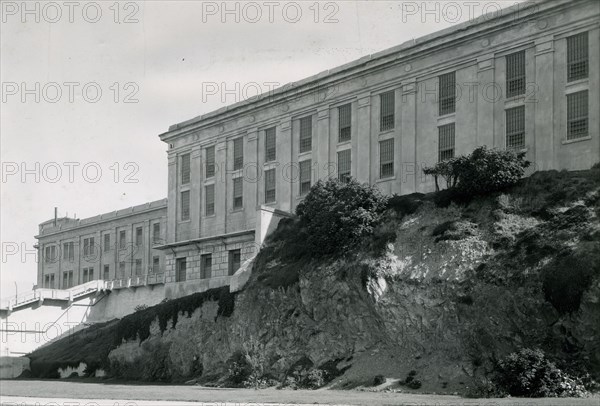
[0,0,525,298]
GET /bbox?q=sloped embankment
[28,169,600,394]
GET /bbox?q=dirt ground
[1,380,599,406]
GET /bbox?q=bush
[226,351,252,387]
[134,304,148,312]
[423,146,530,196]
[296,178,389,257]
[493,348,587,397]
[373,374,385,386]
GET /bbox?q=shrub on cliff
[423,146,530,196]
[295,178,388,257]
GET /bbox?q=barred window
[379,138,394,178]
[119,230,126,249]
[180,153,190,184]
[299,116,312,153]
[567,90,588,140]
[135,226,143,246]
[506,51,526,98]
[135,259,142,276]
[567,32,588,82]
[104,234,110,252]
[438,123,456,162]
[180,190,190,221]
[233,137,244,170]
[201,254,212,279]
[233,177,243,209]
[176,258,186,282]
[380,91,395,131]
[439,72,456,116]
[228,249,241,276]
[264,168,276,203]
[265,127,276,162]
[299,159,311,195]
[338,103,352,142]
[152,223,160,244]
[152,256,159,272]
[205,146,215,178]
[506,106,525,150]
[337,149,351,182]
[205,184,215,216]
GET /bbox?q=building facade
[34,0,599,292]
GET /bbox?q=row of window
[174,249,241,282]
[44,224,163,262]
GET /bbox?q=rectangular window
[63,243,68,260]
[103,265,110,280]
[201,254,212,279]
[228,249,241,276]
[233,137,244,170]
[205,146,216,178]
[62,272,69,289]
[265,127,276,162]
[152,256,160,273]
[438,123,456,162]
[379,139,394,178]
[567,31,588,82]
[233,177,243,209]
[181,190,190,221]
[119,230,126,250]
[181,153,191,185]
[45,246,51,263]
[63,242,74,261]
[338,103,352,142]
[205,184,215,216]
[119,262,126,279]
[104,234,110,252]
[176,258,187,282]
[567,90,589,140]
[152,223,160,244]
[83,238,94,257]
[299,116,312,153]
[264,168,276,203]
[337,149,351,182]
[44,275,50,288]
[299,159,312,195]
[380,91,395,131]
[439,71,456,116]
[135,227,143,246]
[88,267,94,281]
[506,106,526,150]
[506,50,526,98]
[82,268,88,283]
[135,259,142,276]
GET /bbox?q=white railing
[0,280,107,311]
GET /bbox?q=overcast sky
[1,0,525,297]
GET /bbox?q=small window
[201,254,212,279]
[506,106,525,150]
[135,227,143,246]
[83,238,94,257]
[337,149,351,182]
[180,190,190,221]
[233,137,244,170]
[380,91,395,131]
[233,177,243,209]
[205,146,216,178]
[104,234,110,252]
[152,256,160,273]
[299,116,312,153]
[439,72,456,116]
[103,265,110,280]
[264,168,276,203]
[135,259,142,276]
[265,127,276,162]
[119,230,126,250]
[152,223,161,244]
[228,249,241,276]
[299,160,312,195]
[119,261,126,279]
[338,103,352,142]
[88,267,94,281]
[63,242,74,261]
[506,51,526,98]
[205,184,215,216]
[176,258,187,282]
[567,31,588,82]
[379,139,394,178]
[181,153,191,184]
[567,90,588,140]
[438,123,456,161]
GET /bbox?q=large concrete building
[23,0,600,307]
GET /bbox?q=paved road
[0,380,599,406]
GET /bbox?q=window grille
[299,116,312,153]
[152,256,159,272]
[379,139,394,178]
[506,106,525,149]
[380,91,395,131]
[135,227,143,246]
[233,138,244,170]
[104,234,110,252]
[119,231,126,249]
[264,168,276,203]
[152,223,160,244]
[506,51,526,98]
[205,146,215,178]
[201,254,212,279]
[205,184,215,215]
[233,177,243,209]
[181,153,190,184]
[135,259,142,276]
[180,190,190,221]
[265,127,276,162]
[438,123,456,161]
[337,149,351,182]
[176,258,186,282]
[567,90,588,140]
[567,32,588,82]
[439,72,456,115]
[338,104,352,142]
[299,160,311,195]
